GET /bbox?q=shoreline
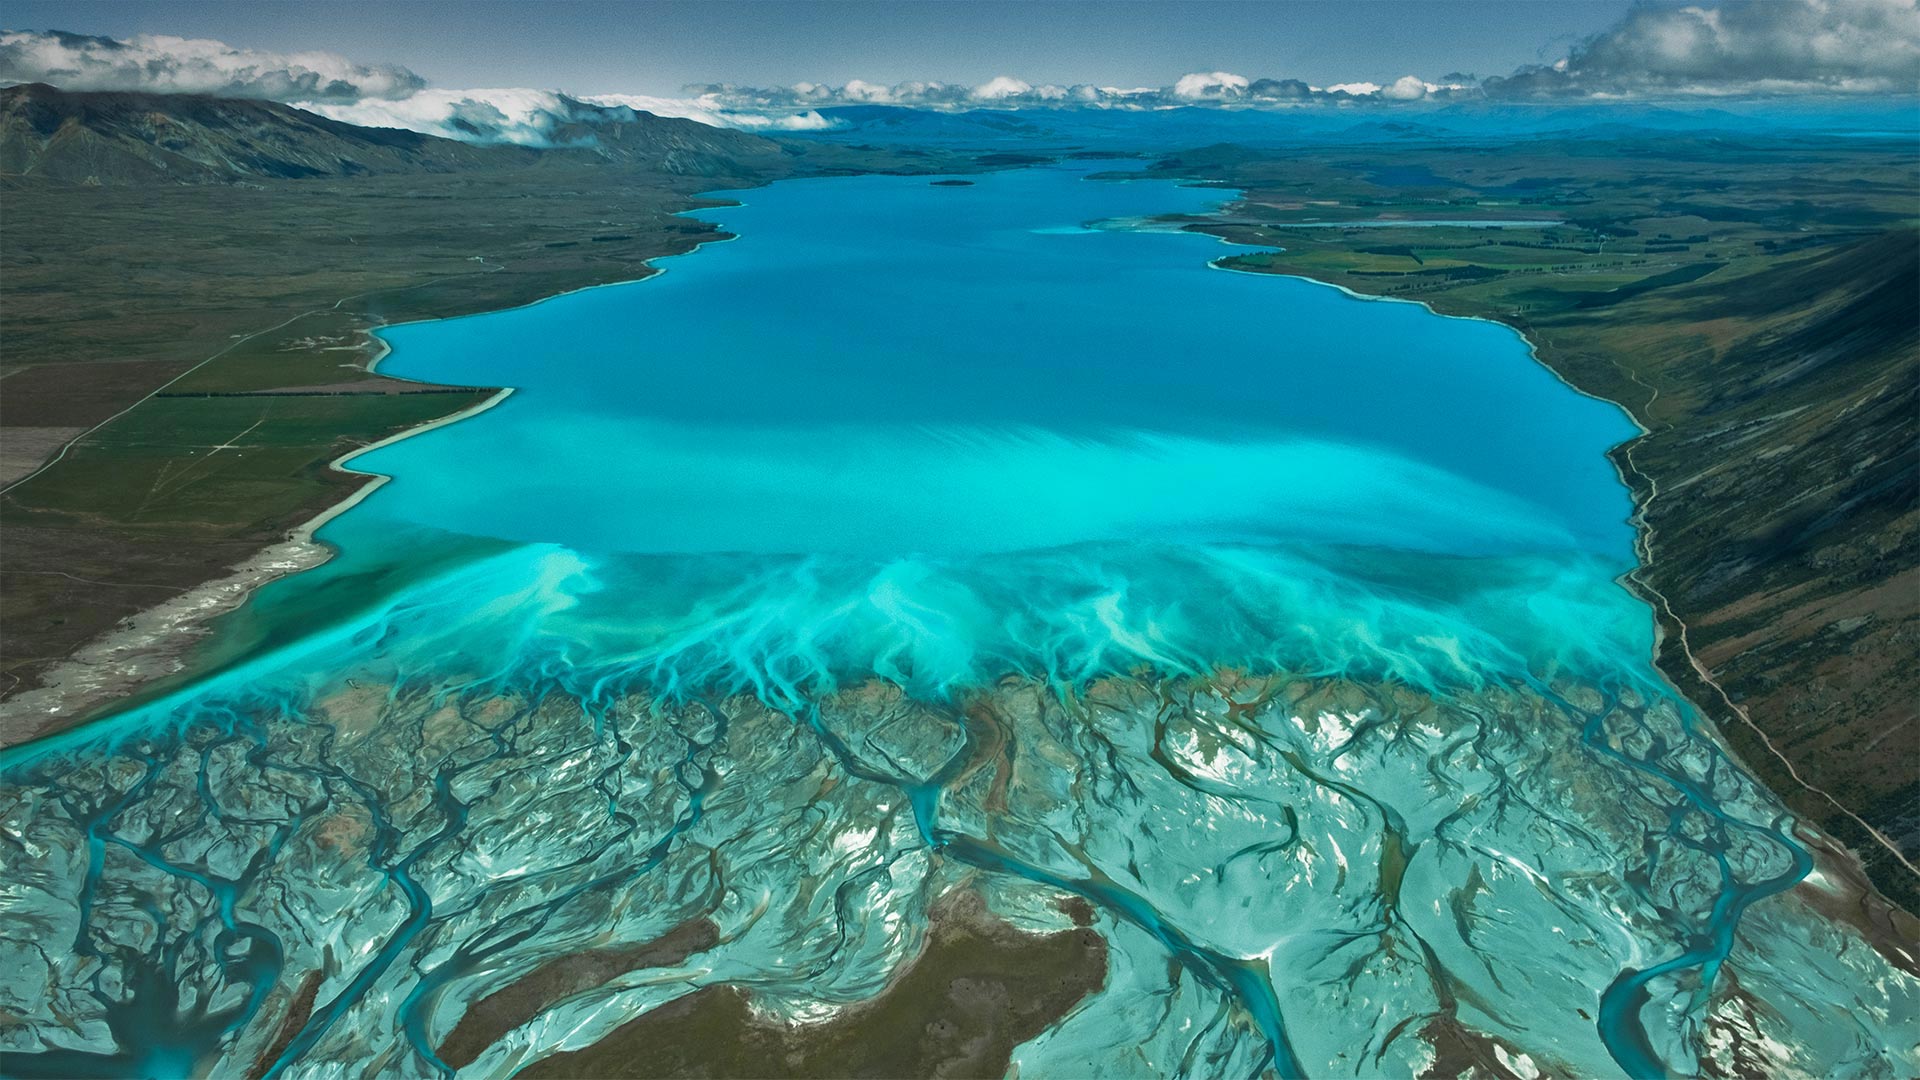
[1207,253,1917,882]
[0,210,1662,752]
[0,387,515,749]
[0,178,1730,750]
[0,228,746,750]
[5,172,1910,892]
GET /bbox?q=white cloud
[693,1,1918,106]
[1380,75,1431,100]
[686,70,1477,113]
[0,29,835,141]
[1491,0,1920,96]
[1172,71,1251,100]
[0,29,422,100]
[585,92,837,131]
[306,87,839,145]
[973,75,1033,99]
[840,78,896,103]
[12,0,1900,157]
[304,88,582,145]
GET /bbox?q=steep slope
[1186,137,1919,910]
[0,84,790,185]
[1626,231,1919,882]
[0,82,529,183]
[538,99,789,176]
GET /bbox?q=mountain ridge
[0,83,785,184]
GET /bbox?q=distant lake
[1257,218,1563,228]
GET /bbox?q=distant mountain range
[795,99,1920,152]
[9,82,1915,187]
[0,83,786,185]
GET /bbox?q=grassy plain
[0,147,957,705]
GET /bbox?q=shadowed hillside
[0,83,788,184]
[1183,137,1919,910]
[1639,232,1918,883]
[0,82,523,182]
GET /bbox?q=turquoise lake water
[361,169,1629,558]
[11,164,1903,1080]
[202,164,1650,701]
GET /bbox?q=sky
[4,0,1916,143]
[5,0,1633,94]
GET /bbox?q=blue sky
[6,0,1634,95]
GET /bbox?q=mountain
[537,98,787,175]
[0,83,786,185]
[0,82,527,183]
[816,105,1054,140]
[802,105,1469,153]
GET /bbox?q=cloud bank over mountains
[684,70,1473,112]
[0,29,423,101]
[2,0,1914,144]
[0,29,835,142]
[681,0,1919,110]
[1494,0,1920,96]
[298,88,836,146]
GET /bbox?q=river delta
[2,167,1913,1078]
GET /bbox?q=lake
[2,164,1902,1080]
[202,164,1649,702]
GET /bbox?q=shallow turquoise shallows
[358,167,1633,559]
[142,164,1645,703]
